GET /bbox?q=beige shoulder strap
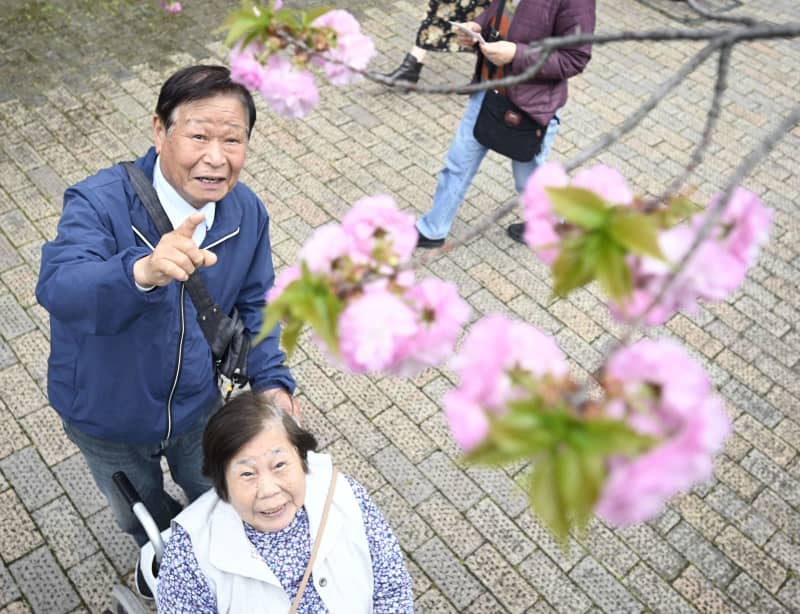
[288,467,339,614]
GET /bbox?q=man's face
[153,94,248,208]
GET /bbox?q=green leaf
[551,237,597,297]
[530,451,570,542]
[464,443,529,467]
[608,210,666,260]
[555,446,592,531]
[580,418,656,456]
[594,241,632,300]
[545,187,610,229]
[223,14,264,47]
[655,197,702,227]
[304,5,333,23]
[274,8,303,29]
[253,265,343,359]
[281,319,303,355]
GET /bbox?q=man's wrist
[132,256,154,288]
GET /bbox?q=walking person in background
[415,0,596,248]
[382,0,492,83]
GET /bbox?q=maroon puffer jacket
[474,0,596,125]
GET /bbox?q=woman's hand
[479,41,517,66]
[261,388,301,423]
[455,21,482,48]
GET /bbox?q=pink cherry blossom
[520,162,569,264]
[259,55,319,119]
[572,165,633,205]
[160,0,182,13]
[342,195,417,265]
[452,314,568,412]
[442,315,568,450]
[299,223,355,273]
[397,279,471,375]
[273,0,283,9]
[311,10,376,85]
[596,339,730,525]
[267,265,301,302]
[229,44,266,92]
[312,9,361,36]
[338,287,418,373]
[521,164,635,265]
[708,187,772,266]
[443,390,490,451]
[611,189,770,325]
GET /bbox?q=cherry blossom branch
[357,21,799,94]
[617,102,800,345]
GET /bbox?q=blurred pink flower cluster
[595,338,731,525]
[520,163,771,326]
[311,10,376,86]
[269,195,470,375]
[613,187,771,324]
[228,6,375,118]
[443,315,569,451]
[160,0,182,13]
[521,162,633,264]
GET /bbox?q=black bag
[473,89,547,162]
[122,162,251,394]
[471,0,546,162]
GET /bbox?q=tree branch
[644,44,732,209]
[565,40,719,171]
[685,0,756,26]
[617,103,800,345]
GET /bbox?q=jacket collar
[129,147,242,249]
[208,501,283,587]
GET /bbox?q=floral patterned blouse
[415,0,493,51]
[156,475,414,613]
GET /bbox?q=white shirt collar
[153,156,216,247]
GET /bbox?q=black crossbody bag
[472,0,547,162]
[123,162,250,396]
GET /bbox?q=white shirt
[135,157,217,291]
[153,155,216,246]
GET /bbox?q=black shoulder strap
[122,162,234,359]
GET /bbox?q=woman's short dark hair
[155,65,257,137]
[202,391,317,502]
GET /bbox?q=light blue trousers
[417,90,559,240]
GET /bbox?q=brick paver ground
[0,0,798,612]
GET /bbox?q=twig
[565,40,720,171]
[644,44,732,209]
[271,19,800,96]
[616,103,800,345]
[361,22,800,94]
[686,0,756,26]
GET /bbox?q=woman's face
[225,422,306,532]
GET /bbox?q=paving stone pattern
[0,0,799,611]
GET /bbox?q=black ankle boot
[383,53,423,83]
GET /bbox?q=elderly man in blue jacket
[36,65,296,588]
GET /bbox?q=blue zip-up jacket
[36,148,295,443]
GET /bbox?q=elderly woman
[156,392,414,613]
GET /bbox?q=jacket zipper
[165,283,186,441]
[140,225,240,442]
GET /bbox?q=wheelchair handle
[112,471,142,507]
